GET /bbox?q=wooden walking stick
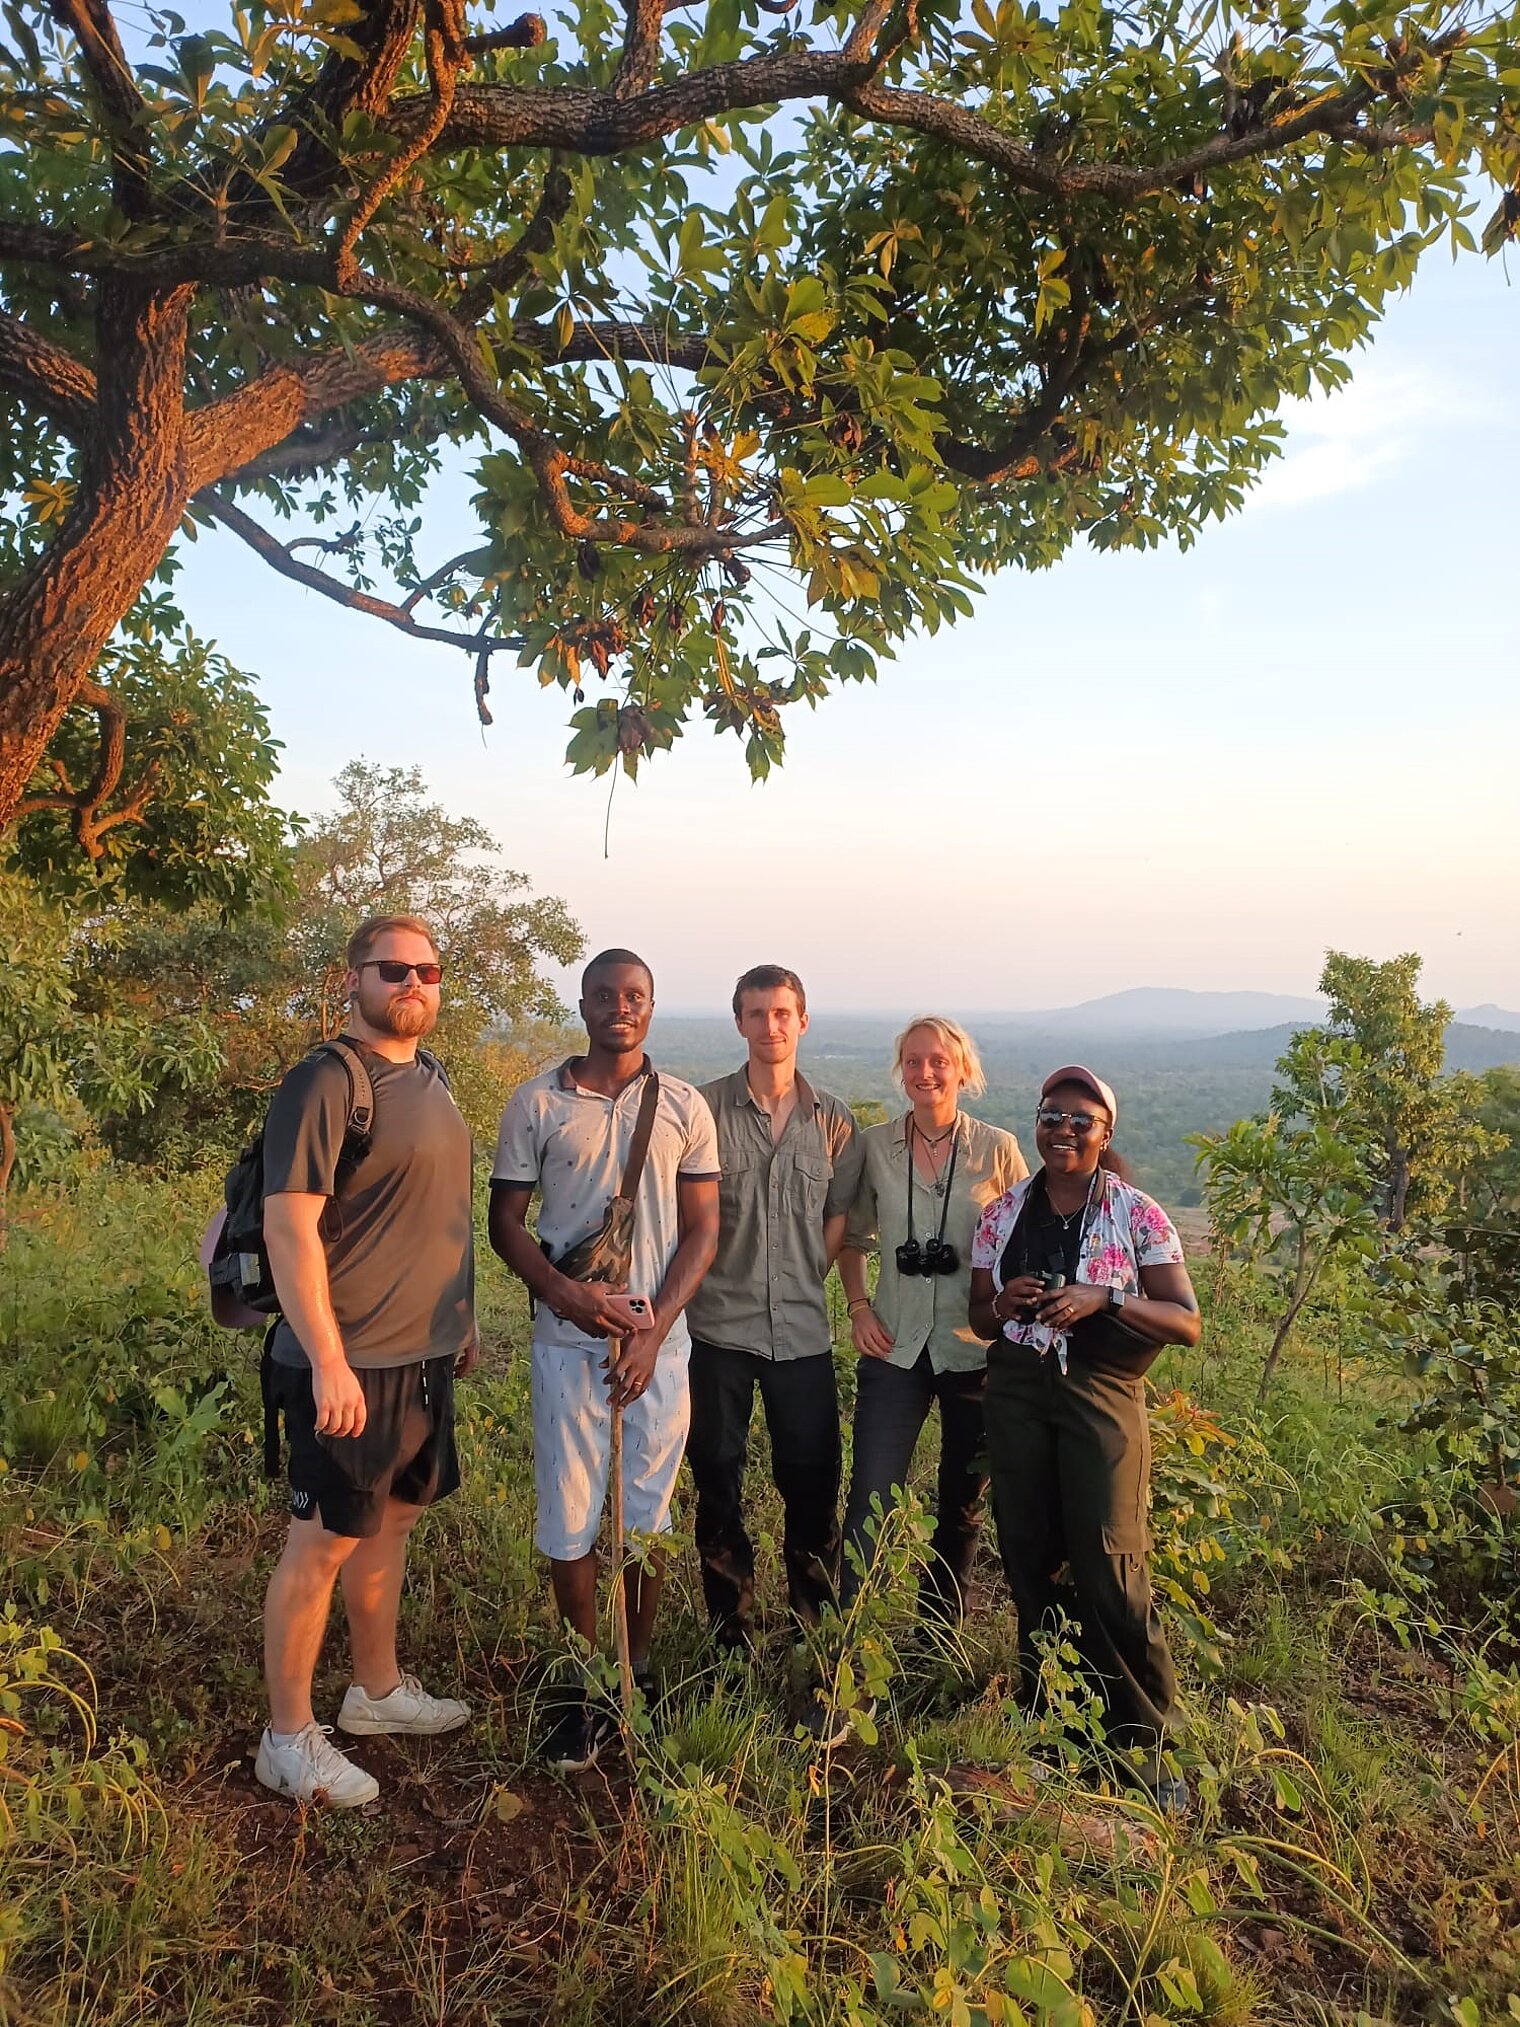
[608,1336,635,1719]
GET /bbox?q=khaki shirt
[685,1068,864,1360]
[844,1113,1028,1374]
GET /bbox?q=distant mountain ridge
[978,987,1327,1040]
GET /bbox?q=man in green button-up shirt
[685,965,864,1655]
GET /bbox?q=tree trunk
[0,1099,15,1247]
[1258,1228,1325,1401]
[0,283,195,829]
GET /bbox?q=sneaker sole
[336,1709,470,1738]
[254,1748,379,1808]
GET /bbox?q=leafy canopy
[1,0,1516,809]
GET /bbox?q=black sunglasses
[360,959,443,985]
[1035,1107,1102,1134]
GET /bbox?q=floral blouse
[971,1171,1186,1373]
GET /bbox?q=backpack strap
[616,1071,661,1206]
[317,1035,375,1146]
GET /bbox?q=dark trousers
[686,1338,842,1643]
[840,1349,987,1622]
[984,1343,1178,1756]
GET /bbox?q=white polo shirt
[492,1057,720,1356]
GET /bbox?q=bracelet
[847,1298,871,1315]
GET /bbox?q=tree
[0,871,223,1216]
[2,0,1517,825]
[1278,952,1495,1231]
[1192,1104,1379,1397]
[77,760,585,1153]
[7,621,291,914]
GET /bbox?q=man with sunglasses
[256,915,477,1808]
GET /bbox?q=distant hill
[978,987,1326,1041]
[640,1012,1520,1212]
[1458,1004,1520,1033]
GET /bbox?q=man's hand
[551,1277,633,1340]
[456,1332,481,1378]
[851,1305,895,1360]
[1034,1281,1108,1330]
[605,1329,660,1409]
[311,1355,367,1438]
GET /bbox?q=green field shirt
[845,1113,1028,1374]
[686,1068,864,1360]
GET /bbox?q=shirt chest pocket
[784,1152,828,1219]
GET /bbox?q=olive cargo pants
[984,1343,1178,1757]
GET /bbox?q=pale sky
[184,242,1520,1015]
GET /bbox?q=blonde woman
[838,1018,1027,1622]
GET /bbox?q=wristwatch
[1107,1286,1127,1314]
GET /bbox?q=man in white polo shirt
[489,948,720,1770]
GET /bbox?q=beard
[363,990,436,1039]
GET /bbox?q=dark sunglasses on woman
[1034,1107,1101,1135]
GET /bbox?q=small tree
[78,761,584,1153]
[1193,1102,1379,1398]
[1280,953,1496,1232]
[0,873,223,1218]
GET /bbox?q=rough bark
[0,282,195,826]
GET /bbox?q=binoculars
[896,1236,961,1277]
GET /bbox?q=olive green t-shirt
[263,1042,475,1370]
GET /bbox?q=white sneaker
[337,1672,470,1737]
[255,1723,379,1807]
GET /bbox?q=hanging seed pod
[617,703,651,755]
[633,586,658,630]
[666,600,686,637]
[721,556,752,588]
[711,599,727,628]
[577,539,601,581]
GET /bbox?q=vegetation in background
[1193,954,1502,1395]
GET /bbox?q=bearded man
[255,915,478,1808]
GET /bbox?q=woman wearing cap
[837,1017,1027,1625]
[968,1067,1201,1807]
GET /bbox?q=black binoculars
[896,1236,961,1277]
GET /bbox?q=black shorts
[269,1356,460,1539]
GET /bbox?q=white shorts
[531,1335,691,1561]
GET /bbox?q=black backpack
[207,1036,378,1322]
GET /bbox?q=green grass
[1,1174,1517,2027]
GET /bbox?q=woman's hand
[851,1306,895,1359]
[1034,1281,1110,1330]
[995,1274,1047,1323]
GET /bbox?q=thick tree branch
[612,0,665,99]
[0,310,96,434]
[283,0,420,197]
[463,14,546,54]
[45,0,150,215]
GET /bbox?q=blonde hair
[891,1015,988,1098]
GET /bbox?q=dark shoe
[1151,1772,1191,1817]
[797,1692,874,1752]
[543,1699,618,1773]
[632,1664,663,1728]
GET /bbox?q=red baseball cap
[1040,1065,1118,1127]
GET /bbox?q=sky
[181,238,1520,1017]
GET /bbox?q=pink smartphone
[602,1292,656,1331]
